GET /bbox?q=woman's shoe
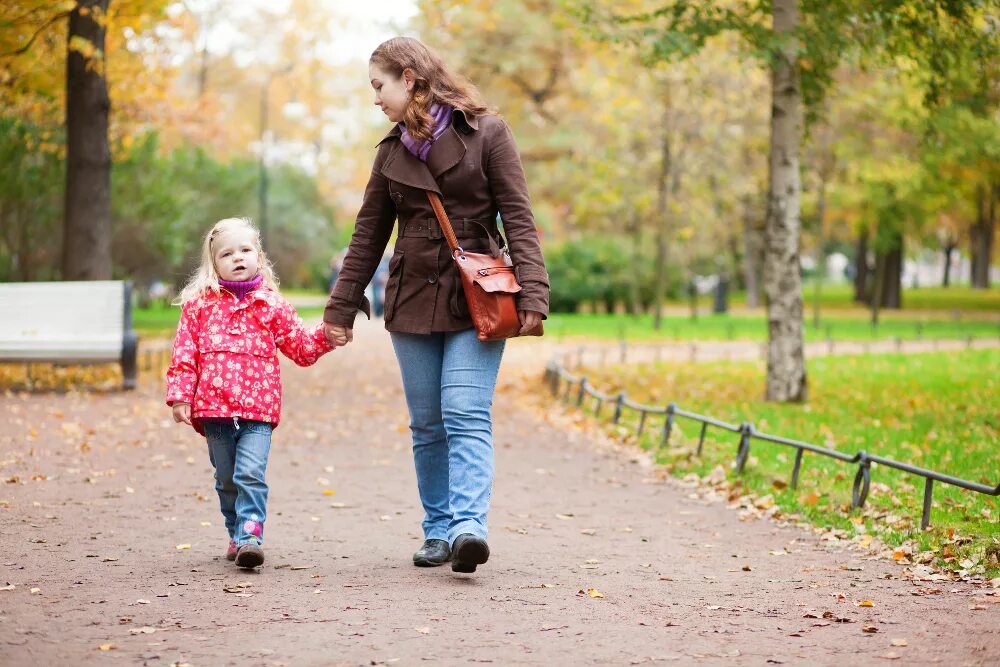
[413,539,450,567]
[451,534,489,573]
[235,542,265,569]
[225,539,238,561]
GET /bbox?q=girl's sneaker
[235,541,265,569]
[225,539,238,561]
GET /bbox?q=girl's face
[370,63,413,124]
[213,228,260,282]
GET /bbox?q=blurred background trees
[1,1,997,328]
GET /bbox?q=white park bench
[0,280,139,389]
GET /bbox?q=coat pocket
[383,251,404,322]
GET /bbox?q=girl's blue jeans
[202,418,272,546]
[390,328,505,547]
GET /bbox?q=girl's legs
[205,422,238,540]
[390,332,450,541]
[440,329,505,546]
[232,421,272,545]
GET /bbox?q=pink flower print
[243,520,262,538]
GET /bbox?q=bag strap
[426,191,462,255]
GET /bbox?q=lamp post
[258,64,293,249]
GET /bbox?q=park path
[1,318,998,666]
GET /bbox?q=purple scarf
[218,273,263,301]
[399,103,454,162]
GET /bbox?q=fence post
[612,392,625,424]
[921,478,934,530]
[791,448,805,489]
[851,453,871,509]
[576,377,588,407]
[662,403,676,447]
[696,421,708,456]
[735,423,752,473]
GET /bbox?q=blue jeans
[390,328,505,546]
[203,418,272,546]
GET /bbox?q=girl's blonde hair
[370,36,494,142]
[175,217,278,305]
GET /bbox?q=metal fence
[544,349,1000,531]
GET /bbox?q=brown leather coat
[323,110,549,334]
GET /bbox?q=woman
[323,37,548,574]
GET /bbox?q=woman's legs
[390,332,450,541]
[440,329,505,546]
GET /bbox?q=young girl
[166,217,343,569]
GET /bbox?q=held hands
[171,402,192,425]
[518,310,543,336]
[323,323,352,347]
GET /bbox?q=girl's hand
[518,310,543,336]
[172,402,192,425]
[323,323,352,346]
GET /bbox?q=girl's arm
[165,301,200,406]
[269,296,336,367]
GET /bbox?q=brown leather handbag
[426,191,543,342]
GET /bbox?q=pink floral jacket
[165,285,334,434]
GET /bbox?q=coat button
[427,273,438,284]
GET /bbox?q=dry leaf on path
[858,599,874,607]
[175,544,191,550]
[97,644,116,651]
[890,639,908,647]
[586,588,604,598]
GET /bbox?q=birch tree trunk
[63,0,112,280]
[763,0,807,402]
[652,82,672,330]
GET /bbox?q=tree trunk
[628,211,643,316]
[63,0,112,281]
[742,195,762,309]
[970,183,996,289]
[853,228,869,303]
[763,0,807,403]
[941,240,956,287]
[880,236,903,309]
[652,82,672,330]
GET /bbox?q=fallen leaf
[175,544,191,550]
[129,626,156,635]
[0,584,15,591]
[103,557,118,562]
[556,513,574,520]
[858,599,874,607]
[580,529,597,536]
[290,565,312,571]
[98,644,116,651]
[30,587,40,594]
[890,639,908,647]
[329,502,348,508]
[742,565,752,572]
[863,625,879,633]
[415,626,430,634]
[586,588,604,599]
[322,489,336,496]
[879,652,901,660]
[136,599,150,604]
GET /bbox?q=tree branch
[0,10,71,58]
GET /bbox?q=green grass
[134,302,325,339]
[785,283,1000,312]
[574,349,1000,575]
[547,311,1000,343]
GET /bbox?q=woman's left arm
[485,119,550,319]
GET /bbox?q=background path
[1,319,998,666]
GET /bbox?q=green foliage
[0,120,338,290]
[545,234,682,312]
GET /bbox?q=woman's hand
[171,402,192,425]
[518,310,543,336]
[323,323,352,346]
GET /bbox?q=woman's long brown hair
[370,37,494,142]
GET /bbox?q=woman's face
[369,63,413,124]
